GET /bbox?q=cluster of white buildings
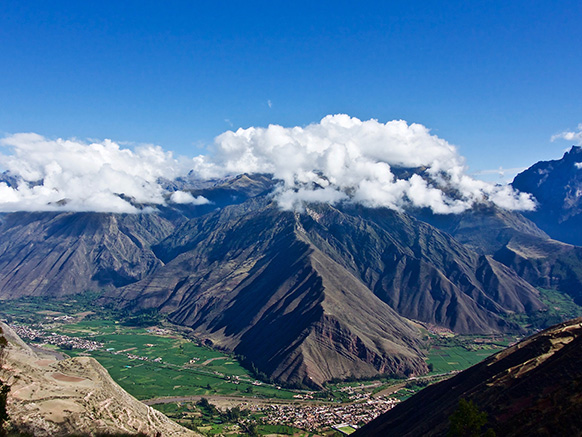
[11,324,103,351]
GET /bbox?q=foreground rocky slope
[0,322,197,436]
[355,317,582,437]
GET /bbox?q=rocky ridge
[0,322,198,437]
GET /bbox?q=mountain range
[1,149,581,387]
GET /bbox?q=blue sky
[1,1,581,180]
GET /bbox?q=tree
[448,398,496,437]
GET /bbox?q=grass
[426,345,494,374]
[0,294,297,401]
[59,322,297,400]
[504,288,582,331]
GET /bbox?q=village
[239,390,401,432]
[10,320,408,434]
[12,324,103,352]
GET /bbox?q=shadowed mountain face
[355,318,582,437]
[512,146,582,246]
[112,200,430,387]
[0,211,174,298]
[110,197,546,385]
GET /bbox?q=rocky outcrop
[0,322,198,436]
[512,145,582,246]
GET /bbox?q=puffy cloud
[192,114,535,213]
[0,115,536,214]
[0,133,195,213]
[170,190,210,205]
[551,123,582,145]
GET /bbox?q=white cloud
[170,190,210,205]
[0,133,192,213]
[191,114,535,213]
[0,115,537,214]
[551,123,582,145]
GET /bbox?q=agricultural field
[426,344,495,374]
[4,288,580,435]
[0,295,298,401]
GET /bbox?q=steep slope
[0,323,198,437]
[113,199,429,387]
[512,145,582,245]
[355,317,582,437]
[0,212,174,299]
[302,204,543,333]
[112,197,546,385]
[493,234,582,305]
[417,203,582,306]
[416,203,549,255]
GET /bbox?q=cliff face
[356,317,582,437]
[0,322,198,437]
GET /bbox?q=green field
[504,288,582,330]
[0,296,297,401]
[5,288,578,405]
[427,345,496,374]
[55,320,296,400]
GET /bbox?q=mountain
[417,203,582,307]
[512,145,582,246]
[0,170,579,387]
[355,317,582,437]
[0,211,175,299]
[112,199,430,388]
[0,322,198,437]
[110,196,546,386]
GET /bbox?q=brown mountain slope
[0,322,198,437]
[417,202,582,306]
[112,200,429,387]
[302,204,543,333]
[111,198,545,386]
[0,212,174,299]
[355,317,582,437]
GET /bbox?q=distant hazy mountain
[355,317,582,437]
[512,146,582,246]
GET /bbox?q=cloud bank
[0,115,536,214]
[193,114,535,213]
[0,133,206,213]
